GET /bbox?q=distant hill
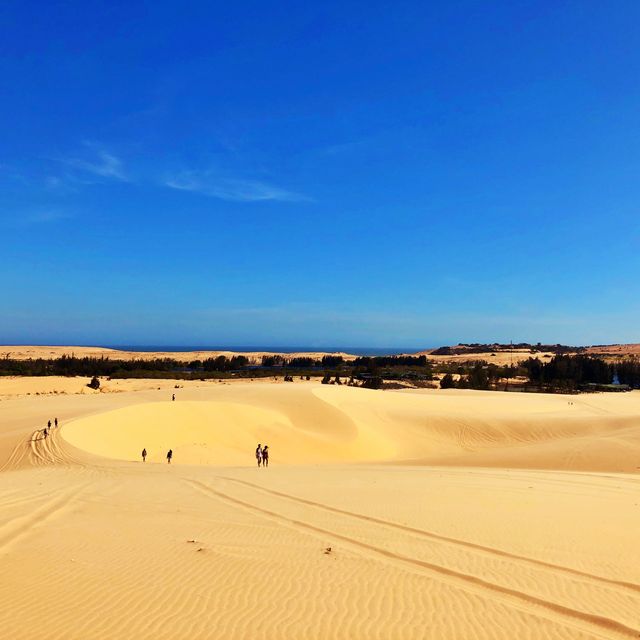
[408,342,640,365]
[414,343,579,357]
[584,344,640,356]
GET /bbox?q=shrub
[440,373,455,389]
[361,376,383,390]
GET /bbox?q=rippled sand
[1,381,639,639]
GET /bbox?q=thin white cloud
[45,176,63,188]
[0,210,74,227]
[25,210,73,223]
[165,171,308,202]
[320,139,370,156]
[61,149,128,182]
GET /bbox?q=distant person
[43,427,48,439]
[54,417,58,428]
[255,444,262,468]
[172,393,175,401]
[167,449,173,464]
[262,445,269,468]
[47,420,51,430]
[142,448,147,462]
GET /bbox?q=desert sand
[0,345,357,363]
[7,342,635,370]
[1,378,639,639]
[0,343,588,370]
[586,344,640,356]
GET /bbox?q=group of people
[141,448,172,463]
[140,395,271,467]
[42,417,59,439]
[255,444,269,468]
[140,446,270,467]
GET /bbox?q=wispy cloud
[60,146,128,182]
[24,210,73,224]
[43,175,79,192]
[320,139,371,156]
[0,164,30,186]
[9,143,305,205]
[0,210,74,228]
[164,170,308,202]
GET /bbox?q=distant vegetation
[1,352,638,393]
[439,362,519,390]
[523,354,640,391]
[430,342,580,356]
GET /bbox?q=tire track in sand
[217,476,640,595]
[0,436,31,472]
[0,485,87,552]
[183,477,640,640]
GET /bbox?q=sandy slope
[586,344,640,356]
[4,343,640,368]
[415,349,559,365]
[61,384,640,472]
[0,345,357,362]
[1,382,639,639]
[0,343,569,366]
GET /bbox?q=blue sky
[1,1,639,348]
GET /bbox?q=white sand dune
[1,381,639,639]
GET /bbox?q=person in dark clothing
[172,394,175,401]
[47,420,51,430]
[262,445,269,468]
[255,444,262,467]
[167,449,173,464]
[54,418,58,428]
[142,448,147,462]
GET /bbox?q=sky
[1,0,639,349]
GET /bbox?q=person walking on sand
[172,393,175,401]
[142,448,147,462]
[255,444,262,468]
[167,449,173,464]
[43,427,48,439]
[47,420,51,430]
[262,445,269,468]
[54,417,58,428]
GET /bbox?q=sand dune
[61,384,640,472]
[0,345,357,362]
[586,343,640,356]
[5,343,640,370]
[1,381,639,639]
